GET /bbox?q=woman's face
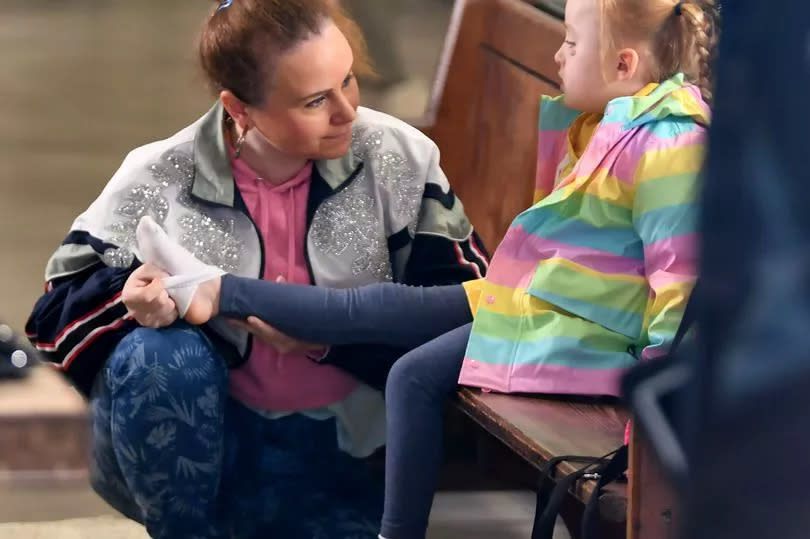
[243,20,360,161]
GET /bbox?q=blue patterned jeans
[89,322,383,539]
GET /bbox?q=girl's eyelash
[564,40,576,46]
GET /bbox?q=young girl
[128,0,718,537]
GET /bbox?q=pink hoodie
[228,155,358,412]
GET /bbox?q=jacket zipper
[189,191,266,364]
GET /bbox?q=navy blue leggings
[219,277,473,538]
[219,277,471,349]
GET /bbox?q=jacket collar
[602,72,711,130]
[539,73,711,138]
[191,101,363,206]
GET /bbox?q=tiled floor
[428,491,571,538]
[0,486,570,538]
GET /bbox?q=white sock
[136,216,225,316]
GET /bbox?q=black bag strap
[531,284,695,538]
[531,447,624,539]
[580,444,629,539]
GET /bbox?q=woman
[25,1,486,537]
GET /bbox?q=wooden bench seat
[457,388,629,522]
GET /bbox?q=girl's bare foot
[182,275,222,325]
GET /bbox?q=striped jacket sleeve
[25,232,139,395]
[403,228,489,286]
[403,140,489,285]
[632,127,703,361]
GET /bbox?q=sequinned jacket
[26,104,488,396]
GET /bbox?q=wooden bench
[458,390,629,522]
[418,1,677,537]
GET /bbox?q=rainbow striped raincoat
[459,74,710,396]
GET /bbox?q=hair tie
[674,0,684,16]
[216,0,233,13]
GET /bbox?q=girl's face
[555,0,612,112]
[555,0,650,113]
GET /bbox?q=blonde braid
[681,0,720,103]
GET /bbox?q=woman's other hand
[230,316,327,359]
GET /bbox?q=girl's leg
[218,277,471,349]
[136,215,472,349]
[380,323,472,539]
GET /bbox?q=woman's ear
[615,47,641,81]
[220,90,251,130]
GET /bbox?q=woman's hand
[229,275,327,358]
[230,316,327,358]
[122,263,179,328]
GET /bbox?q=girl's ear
[615,47,641,81]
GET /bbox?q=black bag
[531,445,628,539]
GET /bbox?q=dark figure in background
[637,1,810,537]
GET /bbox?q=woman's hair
[199,0,373,106]
[599,0,720,103]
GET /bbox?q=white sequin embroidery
[310,168,393,280]
[352,126,425,221]
[104,150,245,272]
[102,247,135,269]
[309,126,428,279]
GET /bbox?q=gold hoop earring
[234,126,249,159]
